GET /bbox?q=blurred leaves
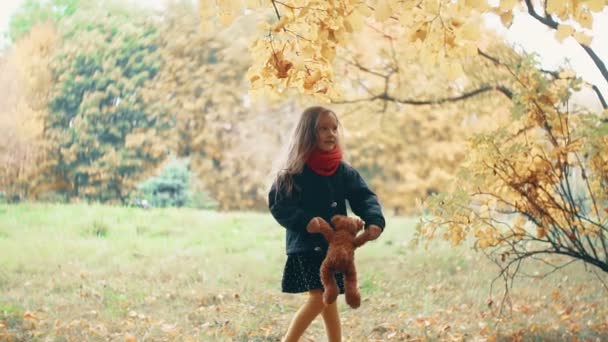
[45,5,173,203]
[0,23,57,201]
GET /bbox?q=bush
[135,159,190,208]
[134,159,217,209]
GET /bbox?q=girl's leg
[321,300,341,342]
[282,289,326,342]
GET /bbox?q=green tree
[46,7,173,203]
[135,159,191,208]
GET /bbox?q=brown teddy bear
[307,215,373,309]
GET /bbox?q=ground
[0,204,607,341]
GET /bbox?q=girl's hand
[366,225,382,240]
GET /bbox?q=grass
[0,203,607,341]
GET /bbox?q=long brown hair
[274,106,342,196]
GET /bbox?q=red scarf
[306,146,343,176]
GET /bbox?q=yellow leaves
[546,0,569,18]
[466,0,489,11]
[475,227,500,249]
[374,0,393,22]
[479,204,491,219]
[555,24,574,42]
[411,22,429,43]
[441,60,464,81]
[303,69,322,90]
[500,11,514,28]
[586,0,607,12]
[573,31,593,45]
[346,9,366,32]
[499,0,519,11]
[267,50,293,79]
[272,16,290,33]
[575,9,594,29]
[447,224,465,246]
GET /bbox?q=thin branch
[524,0,558,29]
[332,85,513,105]
[591,85,608,109]
[581,44,608,90]
[273,0,325,12]
[477,48,502,66]
[591,268,608,293]
[271,0,281,20]
[523,0,608,92]
[343,58,390,79]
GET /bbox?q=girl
[268,106,385,342]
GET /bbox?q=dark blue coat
[268,161,385,255]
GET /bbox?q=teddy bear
[307,215,373,309]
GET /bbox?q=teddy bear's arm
[353,230,372,249]
[316,219,335,243]
[307,217,335,243]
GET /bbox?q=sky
[0,0,606,108]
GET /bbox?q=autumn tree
[152,3,300,210]
[330,24,517,214]
[204,0,608,284]
[0,23,57,201]
[45,5,173,202]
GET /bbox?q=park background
[1,0,608,340]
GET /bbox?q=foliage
[0,23,57,201]
[332,25,515,214]
[205,0,606,101]
[45,6,174,203]
[204,0,608,281]
[7,0,90,42]
[152,3,294,210]
[135,159,193,208]
[416,55,608,278]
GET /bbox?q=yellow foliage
[200,0,605,101]
[0,23,57,200]
[555,24,575,42]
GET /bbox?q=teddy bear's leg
[343,263,361,309]
[320,261,339,305]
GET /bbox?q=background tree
[0,23,57,201]
[45,5,173,203]
[152,3,298,210]
[331,25,516,214]
[7,0,91,43]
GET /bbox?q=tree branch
[523,0,608,94]
[480,48,608,110]
[332,85,513,105]
[271,0,281,20]
[524,0,558,29]
[591,85,608,109]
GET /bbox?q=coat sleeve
[344,166,386,230]
[268,181,315,232]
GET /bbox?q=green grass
[0,203,607,341]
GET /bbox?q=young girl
[268,106,385,342]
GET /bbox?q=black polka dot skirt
[282,252,345,294]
